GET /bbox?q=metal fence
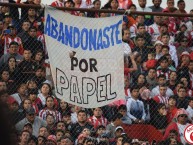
[0,2,193,145]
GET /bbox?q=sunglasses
[179,114,187,118]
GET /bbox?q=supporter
[55,129,64,142]
[167,71,177,91]
[106,113,123,138]
[150,74,174,97]
[18,49,36,83]
[161,33,178,67]
[177,51,190,78]
[27,136,37,145]
[58,99,70,115]
[39,96,61,122]
[51,0,65,7]
[122,28,132,55]
[132,34,148,63]
[15,107,47,137]
[137,0,153,26]
[87,0,101,18]
[23,26,43,56]
[0,6,9,20]
[0,41,23,67]
[3,24,24,55]
[46,114,55,134]
[153,84,170,105]
[33,66,46,89]
[134,74,147,89]
[0,68,15,94]
[23,8,43,33]
[70,110,94,140]
[175,87,190,109]
[148,16,162,43]
[37,83,53,107]
[154,40,163,60]
[0,80,7,91]
[150,103,167,133]
[2,56,18,82]
[166,96,178,124]
[164,54,176,71]
[62,112,72,129]
[32,50,44,66]
[20,99,33,112]
[38,126,49,138]
[60,136,74,145]
[149,0,163,12]
[161,45,170,57]
[28,88,40,112]
[143,52,157,71]
[126,85,146,124]
[71,105,83,123]
[3,13,13,29]
[176,37,192,59]
[88,107,108,129]
[56,121,66,132]
[23,123,33,136]
[177,0,186,14]
[129,15,146,39]
[156,56,172,80]
[136,23,152,47]
[7,96,19,111]
[146,68,157,90]
[162,0,175,13]
[17,20,31,43]
[124,54,137,80]
[37,135,46,145]
[18,130,31,145]
[118,105,132,125]
[163,108,190,144]
[26,78,38,90]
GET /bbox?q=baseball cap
[180,51,190,59]
[7,96,18,105]
[154,40,163,47]
[175,108,188,118]
[4,13,12,18]
[26,107,35,115]
[7,24,15,29]
[115,126,124,132]
[24,122,32,128]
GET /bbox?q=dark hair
[29,26,37,32]
[135,34,144,41]
[158,56,169,64]
[161,32,170,38]
[157,74,166,79]
[130,85,140,92]
[27,136,37,144]
[188,97,193,103]
[177,0,185,5]
[122,28,130,36]
[112,113,123,122]
[77,110,87,115]
[9,41,19,47]
[55,129,64,134]
[118,105,127,111]
[157,103,166,111]
[168,95,177,101]
[28,88,38,95]
[137,23,145,29]
[129,4,136,9]
[169,129,178,136]
[41,83,52,95]
[93,0,100,5]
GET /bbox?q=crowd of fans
[0,0,193,144]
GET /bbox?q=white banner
[44,6,124,108]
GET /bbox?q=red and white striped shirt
[51,0,64,7]
[156,69,171,80]
[153,95,169,105]
[39,108,61,122]
[88,116,108,129]
[4,35,23,55]
[118,0,133,10]
[148,23,160,43]
[37,34,47,55]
